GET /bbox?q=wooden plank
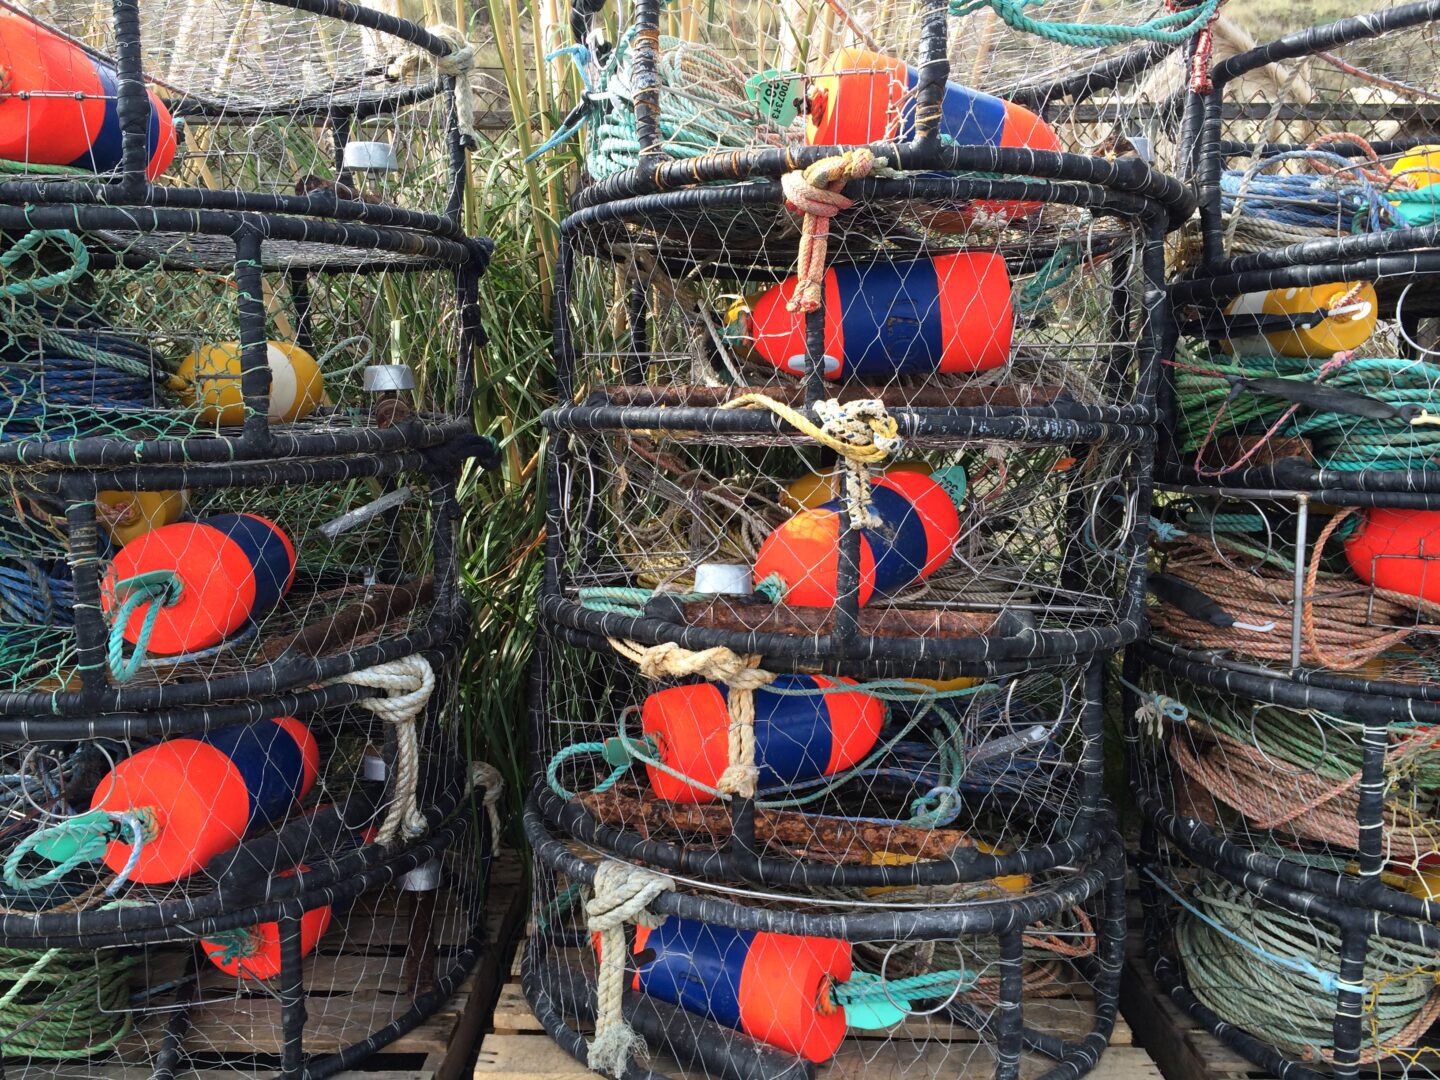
[474,1033,1160,1080]
[1119,956,1256,1080]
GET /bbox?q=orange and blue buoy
[1344,507,1440,605]
[625,919,852,1062]
[202,868,333,980]
[0,10,176,177]
[102,513,296,655]
[640,675,885,803]
[806,48,1060,154]
[727,254,1012,379]
[754,466,965,606]
[91,716,319,883]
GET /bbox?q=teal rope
[577,587,707,617]
[4,809,149,896]
[105,570,183,683]
[1017,244,1081,312]
[0,231,89,297]
[204,927,260,966]
[949,0,1221,46]
[834,968,978,1006]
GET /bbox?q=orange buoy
[1344,507,1440,604]
[727,254,1012,379]
[613,919,852,1061]
[754,466,965,606]
[90,716,319,884]
[640,675,885,802]
[0,10,175,177]
[202,869,332,980]
[101,513,296,655]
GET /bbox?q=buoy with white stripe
[726,254,1013,379]
[171,341,324,426]
[1222,283,1377,358]
[102,513,296,655]
[0,9,175,177]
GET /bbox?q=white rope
[331,655,435,845]
[811,397,903,529]
[471,761,505,854]
[388,24,479,146]
[585,861,675,1077]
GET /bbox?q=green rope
[833,967,978,1006]
[105,570,183,683]
[1175,349,1440,473]
[204,927,261,966]
[0,946,137,1058]
[949,0,1221,45]
[0,231,89,297]
[1167,873,1439,1059]
[1017,243,1081,312]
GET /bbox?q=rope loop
[104,570,183,683]
[781,149,883,314]
[388,24,478,146]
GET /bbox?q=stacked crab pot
[1132,4,1440,1074]
[0,0,500,1072]
[524,1,1206,1077]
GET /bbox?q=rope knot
[330,655,436,845]
[388,25,479,146]
[585,861,675,1076]
[610,640,774,799]
[813,398,901,529]
[782,149,882,314]
[471,761,505,854]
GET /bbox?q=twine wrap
[331,654,435,845]
[611,640,775,798]
[585,860,675,1076]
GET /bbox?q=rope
[472,761,505,854]
[387,24,479,146]
[329,655,435,845]
[610,640,775,799]
[4,808,153,898]
[104,570,183,683]
[1166,873,1440,1062]
[585,860,675,1077]
[0,946,136,1058]
[949,0,1221,46]
[720,394,901,535]
[781,149,882,316]
[0,231,89,298]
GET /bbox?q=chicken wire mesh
[533,636,1110,885]
[523,803,1126,1080]
[1146,486,1440,698]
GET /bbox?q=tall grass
[448,2,579,837]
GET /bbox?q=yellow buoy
[1395,146,1440,188]
[172,341,324,426]
[1222,282,1377,358]
[906,674,981,693]
[96,490,187,546]
[1405,866,1440,901]
[781,461,935,512]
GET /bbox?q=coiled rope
[0,946,137,1058]
[1165,874,1440,1063]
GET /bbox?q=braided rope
[610,640,775,798]
[330,655,435,845]
[387,24,478,145]
[781,149,883,315]
[585,861,675,1077]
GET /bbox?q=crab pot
[527,797,1130,1080]
[534,634,1110,888]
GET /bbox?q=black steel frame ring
[0,771,488,947]
[524,804,1126,1080]
[0,449,467,718]
[1185,0,1440,271]
[1170,250,1440,310]
[1122,647,1440,924]
[546,619,1098,681]
[528,651,1112,889]
[1136,818,1440,1080]
[1156,461,1440,497]
[528,787,1125,936]
[569,0,1194,224]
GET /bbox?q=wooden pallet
[1118,954,1275,1080]
[56,849,528,1080]
[473,942,1162,1080]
